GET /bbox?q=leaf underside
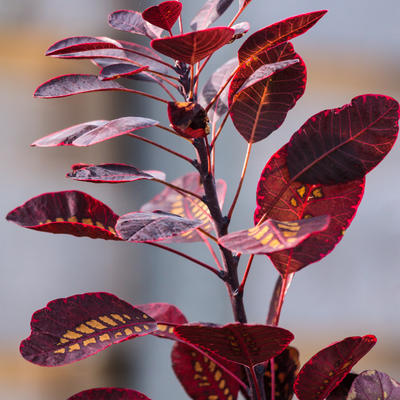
[190,0,234,31]
[67,388,152,400]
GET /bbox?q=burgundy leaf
[6,191,120,240]
[287,95,400,184]
[68,388,152,400]
[190,0,234,31]
[347,370,400,400]
[174,323,294,368]
[34,74,126,98]
[116,211,203,243]
[326,373,358,400]
[136,303,188,340]
[67,163,165,183]
[168,102,210,139]
[172,341,240,400]
[32,117,158,147]
[294,335,377,400]
[229,42,306,143]
[142,1,182,31]
[108,10,163,39]
[198,58,238,124]
[254,145,365,274]
[219,215,329,254]
[238,10,327,63]
[151,27,234,64]
[99,64,149,81]
[21,292,156,366]
[140,172,226,242]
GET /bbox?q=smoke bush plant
[7,1,400,399]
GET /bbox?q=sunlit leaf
[229,42,306,143]
[346,370,400,400]
[238,10,327,63]
[142,1,182,31]
[230,22,250,41]
[294,335,377,400]
[67,387,152,400]
[140,172,226,242]
[254,145,365,274]
[21,292,156,366]
[68,388,151,400]
[116,211,203,243]
[151,27,234,64]
[6,191,120,240]
[287,95,400,184]
[108,10,163,39]
[67,163,165,183]
[326,373,357,400]
[198,58,238,124]
[172,341,240,400]
[99,64,149,81]
[219,215,329,254]
[32,117,159,147]
[190,0,234,31]
[174,323,294,367]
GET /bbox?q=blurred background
[1,0,399,399]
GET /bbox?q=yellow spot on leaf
[224,388,230,395]
[194,361,203,372]
[283,231,297,238]
[208,361,216,372]
[254,226,269,240]
[277,223,300,231]
[45,219,52,224]
[157,324,167,332]
[68,216,78,222]
[168,327,174,334]
[278,372,285,383]
[342,229,346,236]
[134,326,143,333]
[75,324,95,334]
[123,314,131,320]
[99,334,110,342]
[59,338,69,344]
[214,370,222,381]
[297,186,306,198]
[125,328,133,336]
[69,343,80,352]
[247,226,258,235]
[54,348,66,354]
[82,218,93,225]
[260,233,273,245]
[99,316,118,326]
[171,207,184,215]
[269,239,281,248]
[95,221,105,229]
[63,330,83,340]
[227,395,233,400]
[219,379,226,389]
[108,226,116,235]
[114,332,123,338]
[143,325,150,330]
[290,198,298,207]
[199,382,210,387]
[55,217,64,222]
[142,314,149,319]
[83,338,96,346]
[111,314,126,323]
[86,320,107,330]
[312,188,323,198]
[208,396,218,400]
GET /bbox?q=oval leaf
[140,172,226,242]
[99,64,149,81]
[219,215,329,254]
[151,27,234,64]
[238,10,327,63]
[347,370,400,400]
[294,335,377,400]
[254,145,365,274]
[172,341,241,400]
[174,323,294,368]
[21,292,157,366]
[142,1,182,31]
[6,191,120,240]
[229,42,306,143]
[116,211,203,243]
[68,388,152,400]
[287,95,400,184]
[190,0,234,31]
[67,163,165,183]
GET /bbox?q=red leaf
[326,373,358,400]
[99,64,149,81]
[67,163,165,183]
[172,341,240,400]
[229,42,306,143]
[254,145,365,274]
[116,211,203,243]
[287,95,400,184]
[6,191,120,240]
[108,10,163,39]
[140,172,226,242]
[151,27,234,64]
[219,215,329,254]
[174,323,294,368]
[68,387,151,400]
[20,292,156,366]
[190,0,234,31]
[142,1,182,31]
[32,117,159,147]
[294,335,377,400]
[238,10,327,63]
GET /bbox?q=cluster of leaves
[7,0,400,399]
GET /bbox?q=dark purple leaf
[175,323,294,368]
[326,373,357,400]
[68,388,152,400]
[6,191,120,240]
[190,0,234,31]
[99,64,149,81]
[116,211,203,243]
[287,95,400,184]
[219,215,329,254]
[21,292,156,366]
[32,117,159,147]
[67,163,165,183]
[151,27,234,64]
[294,335,377,400]
[142,1,182,31]
[108,10,163,39]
